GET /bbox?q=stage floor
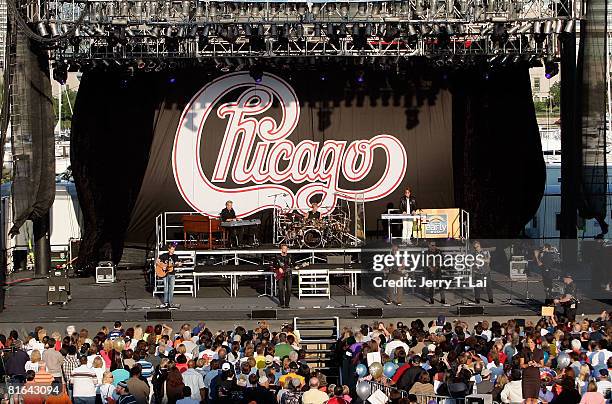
[2,269,611,332]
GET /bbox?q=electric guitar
[273,262,309,280]
[155,259,182,278]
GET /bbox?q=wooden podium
[182,215,224,249]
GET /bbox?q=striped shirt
[136,359,153,378]
[33,370,55,385]
[70,365,98,397]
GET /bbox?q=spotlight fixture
[544,60,559,79]
[37,21,49,37]
[53,61,68,84]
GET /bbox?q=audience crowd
[0,311,610,404]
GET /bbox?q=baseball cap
[289,361,299,370]
[265,355,274,365]
[481,369,491,377]
[117,381,128,389]
[221,362,231,371]
[259,376,269,385]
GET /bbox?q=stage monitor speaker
[357,308,383,318]
[146,311,172,320]
[327,255,351,265]
[457,306,484,316]
[250,309,277,319]
[466,394,492,404]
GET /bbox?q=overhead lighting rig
[15,0,580,71]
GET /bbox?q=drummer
[303,202,322,223]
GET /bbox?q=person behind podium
[400,187,417,245]
[220,201,238,248]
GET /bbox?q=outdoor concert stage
[3,266,612,330]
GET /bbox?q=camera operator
[535,244,557,305]
[3,340,28,383]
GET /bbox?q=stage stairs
[298,269,330,298]
[153,251,195,297]
[294,316,340,383]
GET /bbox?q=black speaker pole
[33,213,51,277]
[560,31,578,270]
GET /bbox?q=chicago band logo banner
[125,70,453,243]
[173,72,407,218]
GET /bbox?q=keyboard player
[220,200,239,247]
[400,187,417,245]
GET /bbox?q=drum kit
[276,210,360,248]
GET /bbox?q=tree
[52,87,78,128]
[549,81,561,108]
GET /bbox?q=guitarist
[272,244,293,308]
[156,243,182,308]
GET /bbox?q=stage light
[564,20,575,33]
[168,76,176,84]
[554,20,564,34]
[543,20,553,35]
[249,65,263,82]
[48,20,59,37]
[517,22,533,34]
[545,61,559,79]
[36,21,49,37]
[53,61,68,84]
[136,59,145,69]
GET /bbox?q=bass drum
[301,227,323,248]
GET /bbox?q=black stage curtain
[9,31,55,235]
[451,66,545,237]
[70,72,161,271]
[72,65,544,269]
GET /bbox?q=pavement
[0,268,610,336]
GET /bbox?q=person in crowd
[520,335,544,404]
[176,386,198,404]
[580,381,606,404]
[4,340,29,383]
[99,372,116,404]
[181,360,205,402]
[302,377,328,404]
[409,372,434,403]
[126,364,150,404]
[116,381,137,404]
[71,356,98,404]
[25,349,42,373]
[500,369,524,403]
[596,369,612,399]
[555,273,579,322]
[42,337,65,384]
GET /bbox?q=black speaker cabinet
[250,309,277,319]
[457,305,484,316]
[357,308,383,318]
[145,311,172,320]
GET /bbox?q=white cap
[221,362,231,371]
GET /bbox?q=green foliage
[52,87,78,125]
[549,82,561,108]
[534,100,548,113]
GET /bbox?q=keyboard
[220,219,262,227]
[380,214,425,220]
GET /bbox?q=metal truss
[13,0,582,63]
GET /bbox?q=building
[530,67,560,102]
